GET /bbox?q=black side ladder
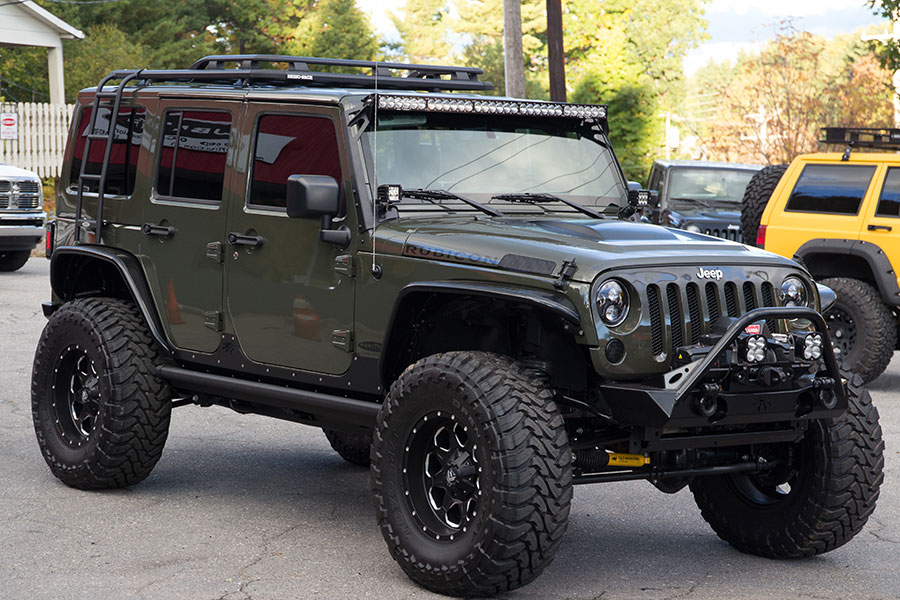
[74,70,142,244]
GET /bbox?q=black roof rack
[94,54,493,93]
[820,127,900,160]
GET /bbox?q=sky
[356,0,888,76]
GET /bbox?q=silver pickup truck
[0,163,45,272]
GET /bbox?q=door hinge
[206,241,224,263]
[334,254,355,277]
[332,329,353,352]
[204,310,223,331]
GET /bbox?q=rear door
[764,161,877,258]
[223,102,356,374]
[140,98,241,353]
[859,163,900,290]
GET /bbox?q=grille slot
[761,282,778,331]
[666,283,684,351]
[686,283,701,342]
[743,281,758,311]
[724,282,738,317]
[705,282,720,324]
[648,285,663,356]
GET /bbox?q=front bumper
[0,211,45,250]
[599,307,845,429]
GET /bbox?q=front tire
[0,249,30,272]
[690,373,884,558]
[31,298,172,489]
[372,352,572,596]
[820,277,895,383]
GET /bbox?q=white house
[0,1,84,104]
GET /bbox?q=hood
[377,215,798,283]
[664,207,740,227]
[0,164,41,180]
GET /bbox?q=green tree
[391,0,455,65]
[63,24,148,101]
[304,0,378,62]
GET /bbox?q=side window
[69,105,145,196]
[249,114,342,209]
[785,164,876,215]
[875,167,900,217]
[157,110,232,202]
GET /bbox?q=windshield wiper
[491,192,605,219]
[401,188,503,217]
[671,196,715,209]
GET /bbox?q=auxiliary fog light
[746,335,766,363]
[803,333,824,360]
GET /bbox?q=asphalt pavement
[1,258,897,600]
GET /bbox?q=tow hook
[695,382,721,417]
[814,376,837,409]
[758,366,786,386]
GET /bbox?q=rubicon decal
[696,267,724,280]
[404,243,501,266]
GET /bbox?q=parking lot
[1,257,897,600]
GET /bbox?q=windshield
[668,167,757,204]
[360,111,627,214]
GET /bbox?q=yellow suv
[742,128,900,382]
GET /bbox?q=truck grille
[647,279,779,358]
[0,180,41,209]
[702,227,742,242]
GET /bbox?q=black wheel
[323,428,372,466]
[690,373,884,558]
[0,249,30,272]
[372,352,572,596]
[31,298,172,489]
[820,277,895,383]
[740,164,787,247]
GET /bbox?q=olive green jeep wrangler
[34,56,883,596]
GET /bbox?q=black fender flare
[48,245,172,354]
[794,238,900,306]
[378,280,585,383]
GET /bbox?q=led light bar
[374,94,607,121]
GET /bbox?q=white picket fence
[0,102,75,179]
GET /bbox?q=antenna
[372,61,381,278]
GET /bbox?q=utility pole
[546,0,565,102]
[502,0,526,98]
[863,21,900,127]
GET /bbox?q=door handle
[227,232,265,248]
[142,223,175,237]
[868,224,892,232]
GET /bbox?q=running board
[157,365,380,429]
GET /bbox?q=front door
[224,103,356,374]
[140,98,242,353]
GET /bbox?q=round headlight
[781,276,809,307]
[685,224,702,233]
[597,279,630,327]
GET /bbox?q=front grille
[703,227,742,242]
[647,278,781,358]
[0,180,41,210]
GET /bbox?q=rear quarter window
[875,167,900,217]
[69,105,145,196]
[784,164,876,215]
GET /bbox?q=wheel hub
[52,346,101,446]
[825,306,855,357]
[403,412,482,540]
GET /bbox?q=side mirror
[626,180,642,192]
[286,174,340,219]
[286,174,350,247]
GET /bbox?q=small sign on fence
[0,113,17,140]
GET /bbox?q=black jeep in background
[647,159,762,242]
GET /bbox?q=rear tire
[690,373,883,558]
[0,250,30,272]
[820,277,895,383]
[372,352,572,596]
[741,164,787,246]
[31,298,172,489]
[323,428,371,467]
